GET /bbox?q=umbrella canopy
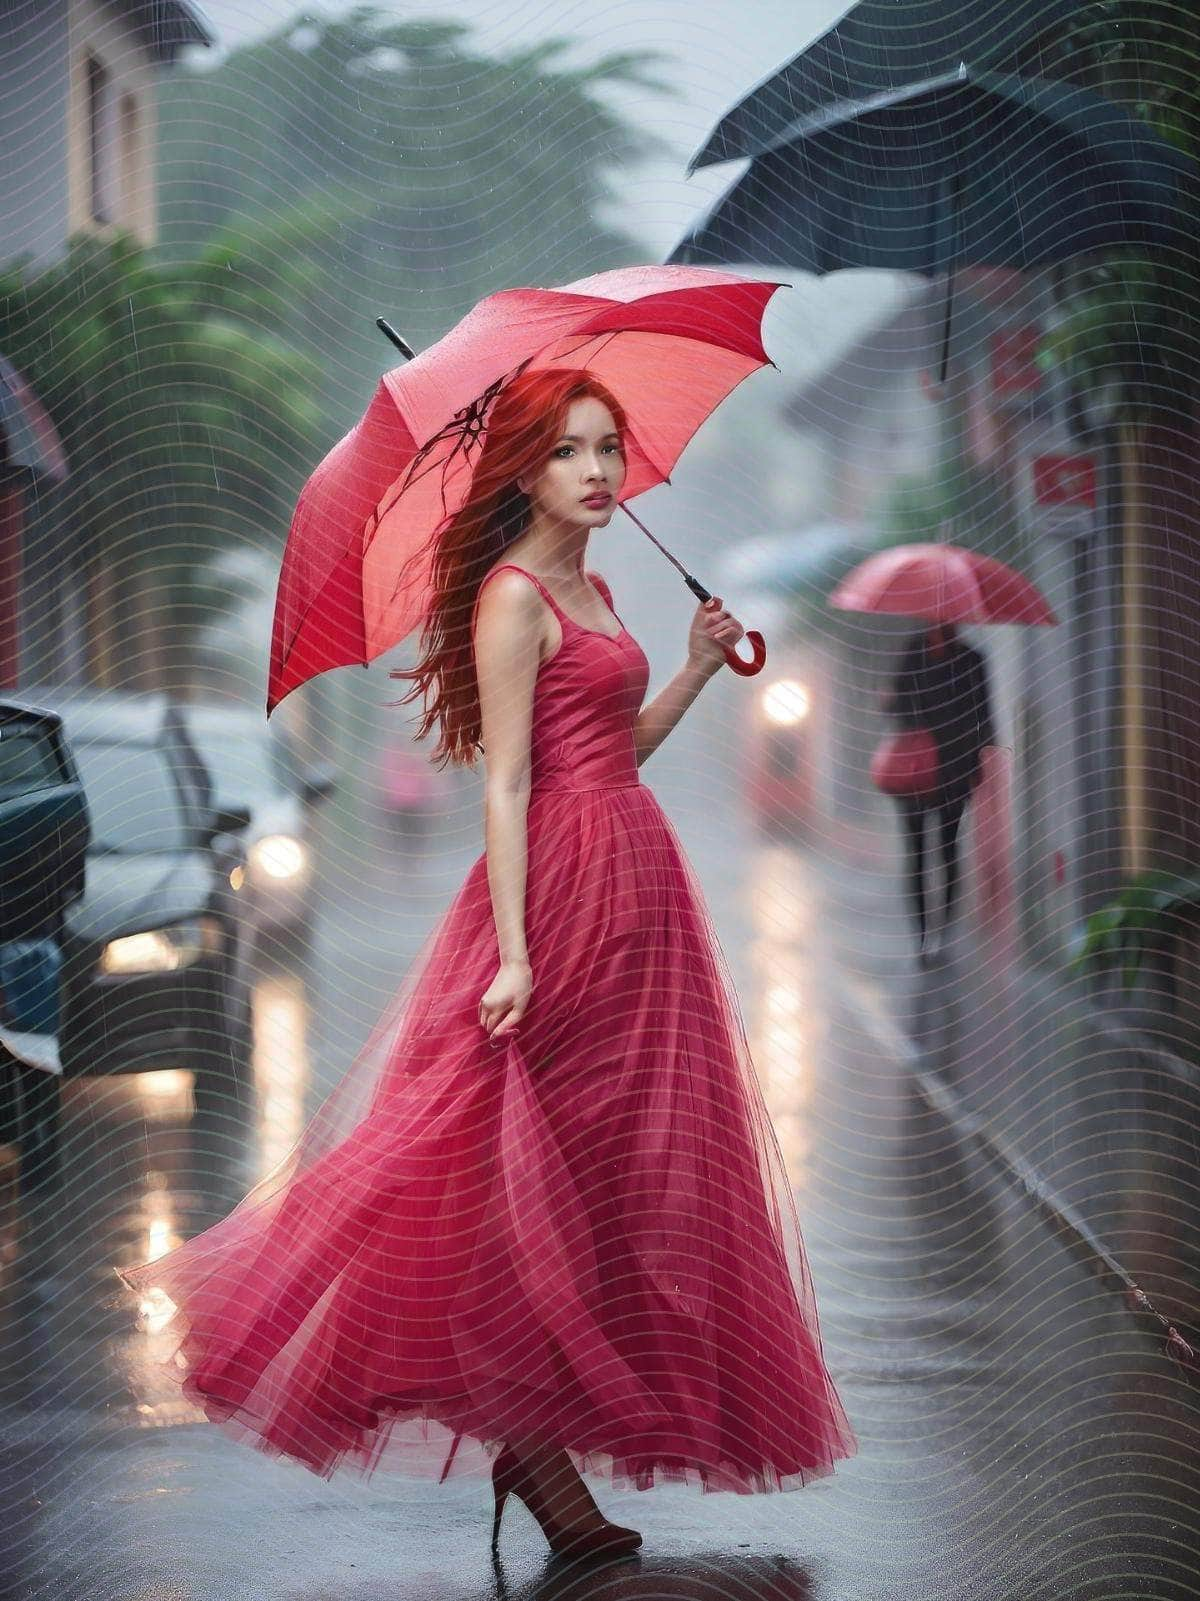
[672,66,1198,277]
[0,354,67,482]
[686,0,1079,171]
[268,266,782,713]
[829,542,1058,625]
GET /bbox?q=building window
[119,93,140,227]
[86,54,117,224]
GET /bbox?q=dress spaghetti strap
[471,563,535,638]
[473,562,553,614]
[470,565,551,655]
[498,564,560,614]
[473,564,622,638]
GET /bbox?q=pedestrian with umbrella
[831,543,1056,963]
[877,619,997,963]
[115,266,857,1561]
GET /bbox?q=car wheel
[0,1050,20,1145]
[2,1051,62,1199]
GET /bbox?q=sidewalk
[805,793,1200,1370]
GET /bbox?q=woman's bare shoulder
[476,565,542,613]
[473,568,551,658]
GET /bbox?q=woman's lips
[582,494,611,506]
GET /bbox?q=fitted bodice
[472,563,649,794]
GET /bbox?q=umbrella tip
[376,318,416,361]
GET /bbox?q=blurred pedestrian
[376,738,445,843]
[877,622,997,963]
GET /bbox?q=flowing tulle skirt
[115,783,857,1491]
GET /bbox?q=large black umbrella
[688,0,1079,171]
[671,66,1198,380]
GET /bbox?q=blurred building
[787,259,1200,1346]
[1,0,213,260]
[783,277,945,529]
[777,276,946,827]
[942,262,1200,1342]
[0,0,215,686]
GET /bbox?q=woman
[116,367,857,1561]
[880,621,997,962]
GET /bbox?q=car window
[0,727,61,795]
[70,740,189,853]
[188,730,278,809]
[268,735,305,798]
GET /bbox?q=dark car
[0,702,90,1191]
[17,690,252,1113]
[182,700,335,944]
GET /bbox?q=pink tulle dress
[115,564,858,1493]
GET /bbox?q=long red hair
[390,366,628,769]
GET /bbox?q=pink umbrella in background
[268,265,777,714]
[828,542,1058,625]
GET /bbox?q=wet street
[2,687,1198,1601]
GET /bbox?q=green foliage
[872,439,1013,556]
[0,228,324,590]
[1029,4,1200,413]
[1066,867,1200,992]
[0,7,661,671]
[876,460,958,542]
[156,8,668,431]
[1027,2,1199,160]
[1039,253,1200,411]
[780,523,920,634]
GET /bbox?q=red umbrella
[268,265,778,713]
[0,354,68,482]
[829,542,1058,625]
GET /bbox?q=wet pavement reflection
[1,716,1198,1600]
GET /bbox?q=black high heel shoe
[490,1444,643,1559]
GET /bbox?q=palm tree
[0,224,324,687]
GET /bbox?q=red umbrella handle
[697,592,767,676]
[723,629,767,676]
[615,506,769,677]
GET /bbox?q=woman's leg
[935,790,970,925]
[897,798,930,941]
[501,1436,614,1531]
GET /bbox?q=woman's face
[518,395,626,529]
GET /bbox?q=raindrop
[128,298,141,372]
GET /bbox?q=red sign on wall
[1032,453,1097,507]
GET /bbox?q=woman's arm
[473,572,544,965]
[630,591,739,767]
[633,658,721,767]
